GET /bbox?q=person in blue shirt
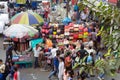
[9,62,15,80]
[74,4,79,12]
[87,52,95,66]
[48,50,60,79]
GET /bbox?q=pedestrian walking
[13,66,20,80]
[58,57,64,80]
[9,62,15,80]
[48,51,60,79]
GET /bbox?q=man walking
[48,50,60,79]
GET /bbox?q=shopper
[13,67,20,80]
[0,59,5,80]
[48,51,60,79]
[9,62,15,80]
[50,45,58,58]
[78,44,88,59]
[65,52,72,71]
[67,70,74,80]
[58,57,64,80]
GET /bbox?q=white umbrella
[3,24,38,39]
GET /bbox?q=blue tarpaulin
[62,17,72,25]
[31,1,37,9]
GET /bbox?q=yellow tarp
[16,0,26,4]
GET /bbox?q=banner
[108,0,117,4]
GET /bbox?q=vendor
[33,44,42,68]
[6,44,18,63]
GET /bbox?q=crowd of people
[0,1,118,80]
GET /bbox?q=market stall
[3,24,39,68]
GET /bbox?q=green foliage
[74,0,120,76]
[73,51,120,77]
[78,0,120,51]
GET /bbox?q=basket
[79,34,83,38]
[73,34,79,39]
[84,32,88,36]
[84,28,88,32]
[53,31,57,35]
[69,36,73,40]
[83,35,88,38]
[64,32,70,36]
[74,28,79,32]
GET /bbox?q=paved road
[0,36,120,80]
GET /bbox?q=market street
[0,35,120,80]
[0,0,120,80]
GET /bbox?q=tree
[78,0,120,51]
[73,0,120,77]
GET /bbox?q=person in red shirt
[13,67,20,80]
[65,52,72,71]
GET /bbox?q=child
[13,66,20,80]
[67,70,74,80]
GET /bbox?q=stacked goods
[83,27,88,42]
[41,22,50,37]
[41,23,91,45]
[64,23,91,42]
[41,23,65,45]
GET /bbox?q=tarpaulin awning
[29,38,43,48]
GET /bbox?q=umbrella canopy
[11,11,44,25]
[62,17,72,25]
[3,24,38,39]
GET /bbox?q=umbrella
[3,24,38,39]
[62,17,72,25]
[11,11,44,25]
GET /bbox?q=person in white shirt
[58,57,64,80]
[80,7,89,21]
[33,44,41,68]
[0,59,5,73]
[87,46,96,55]
[87,38,94,48]
[50,45,58,58]
[0,59,5,80]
